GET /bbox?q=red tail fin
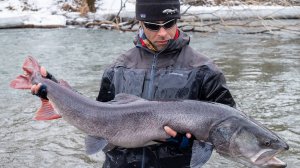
[22,56,41,75]
[10,56,42,90]
[34,99,62,120]
[10,74,32,89]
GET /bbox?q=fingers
[186,133,192,139]
[40,67,58,83]
[31,83,42,94]
[40,66,47,77]
[164,126,192,139]
[31,83,48,100]
[164,126,177,137]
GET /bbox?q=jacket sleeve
[96,68,115,102]
[200,71,236,107]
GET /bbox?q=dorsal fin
[108,93,146,105]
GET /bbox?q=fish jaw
[230,126,289,168]
[262,156,287,168]
[229,129,289,168]
[210,115,290,168]
[250,149,287,168]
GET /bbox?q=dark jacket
[96,30,235,168]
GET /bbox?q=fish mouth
[250,149,287,168]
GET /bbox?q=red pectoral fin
[34,99,62,120]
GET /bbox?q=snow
[0,0,299,28]
[181,5,300,21]
[0,0,56,12]
[24,14,66,26]
[0,0,64,28]
[28,0,54,9]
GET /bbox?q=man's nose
[157,26,168,37]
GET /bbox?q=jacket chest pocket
[113,68,146,97]
[155,70,197,100]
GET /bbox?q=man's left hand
[164,126,194,150]
[164,126,192,139]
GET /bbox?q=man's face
[141,19,177,51]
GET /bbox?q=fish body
[11,56,289,168]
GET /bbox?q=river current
[0,28,299,167]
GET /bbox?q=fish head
[210,116,289,168]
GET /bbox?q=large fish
[10,56,289,168]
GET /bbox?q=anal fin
[85,135,113,155]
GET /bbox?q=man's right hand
[31,83,48,100]
[30,66,58,100]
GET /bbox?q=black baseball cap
[136,0,181,21]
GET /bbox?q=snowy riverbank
[0,0,299,33]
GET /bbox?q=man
[96,0,236,167]
[32,0,235,167]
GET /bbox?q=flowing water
[0,28,299,168]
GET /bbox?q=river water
[0,28,299,168]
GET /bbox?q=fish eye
[264,140,271,147]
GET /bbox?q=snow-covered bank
[0,0,299,31]
[0,14,66,28]
[181,5,300,21]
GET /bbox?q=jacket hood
[113,28,213,70]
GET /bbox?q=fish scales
[41,76,239,147]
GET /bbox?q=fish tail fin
[10,56,41,89]
[22,56,41,75]
[10,74,32,89]
[34,99,62,120]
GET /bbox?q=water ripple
[1,29,299,168]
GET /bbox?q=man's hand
[40,66,58,83]
[30,66,58,99]
[164,126,194,150]
[164,126,192,139]
[40,66,47,78]
[31,83,48,99]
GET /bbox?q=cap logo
[140,14,146,18]
[162,9,177,15]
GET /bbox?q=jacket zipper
[147,53,158,100]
